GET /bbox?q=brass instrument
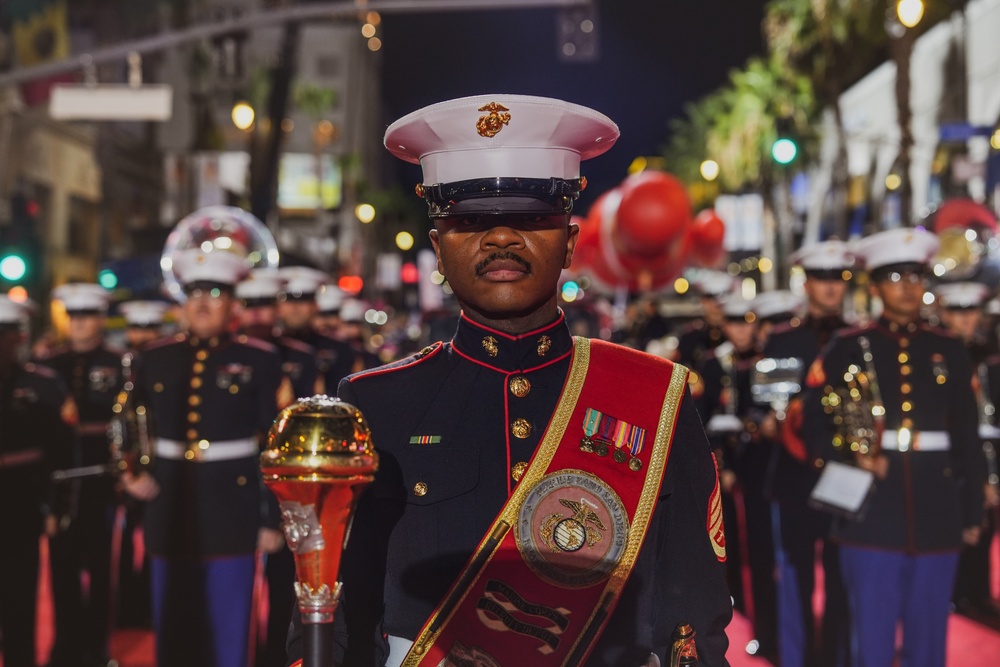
[260,395,379,667]
[821,336,886,457]
[669,623,698,667]
[51,352,154,481]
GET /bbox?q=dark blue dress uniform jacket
[0,362,74,527]
[763,316,846,507]
[135,332,284,559]
[802,318,986,553]
[287,314,732,667]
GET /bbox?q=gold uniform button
[188,395,201,406]
[936,375,947,385]
[901,401,913,412]
[195,350,208,361]
[188,412,201,422]
[901,417,914,429]
[511,418,532,439]
[509,376,531,398]
[899,338,910,348]
[900,365,912,376]
[186,429,198,440]
[901,382,912,394]
[184,450,196,461]
[413,482,428,497]
[236,475,247,486]
[229,385,239,394]
[154,382,164,393]
[191,377,203,389]
[192,362,205,374]
[898,352,909,364]
[511,461,528,482]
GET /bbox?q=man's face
[722,319,756,351]
[240,306,278,336]
[701,296,724,324]
[804,277,848,316]
[871,271,925,323]
[428,213,578,324]
[183,289,234,339]
[0,328,24,365]
[939,308,981,341]
[313,314,341,337]
[278,300,316,331]
[67,314,104,350]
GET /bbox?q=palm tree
[764,0,888,240]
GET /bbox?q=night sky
[379,0,771,211]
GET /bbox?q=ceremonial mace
[261,396,379,667]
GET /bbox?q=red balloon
[615,171,692,257]
[931,198,998,233]
[689,209,727,267]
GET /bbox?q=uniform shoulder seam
[348,341,444,382]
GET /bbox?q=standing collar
[876,316,922,335]
[452,311,573,372]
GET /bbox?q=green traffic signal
[0,254,27,281]
[772,138,798,165]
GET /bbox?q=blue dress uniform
[1,356,75,667]
[802,228,987,667]
[135,330,286,667]
[44,342,126,667]
[763,315,849,667]
[285,314,733,666]
[802,317,984,666]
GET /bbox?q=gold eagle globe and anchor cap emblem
[476,102,512,138]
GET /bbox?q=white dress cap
[235,269,284,302]
[853,228,940,272]
[278,266,328,298]
[752,290,804,321]
[790,240,854,271]
[119,300,169,327]
[694,271,737,298]
[339,298,367,324]
[316,285,345,314]
[172,249,249,287]
[721,294,756,320]
[385,94,619,185]
[0,295,33,325]
[934,281,990,309]
[52,283,111,314]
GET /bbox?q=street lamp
[896,0,924,29]
[231,101,255,130]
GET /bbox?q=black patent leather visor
[419,177,584,218]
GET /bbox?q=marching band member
[285,94,732,667]
[801,228,985,667]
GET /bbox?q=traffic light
[0,252,27,281]
[771,118,799,165]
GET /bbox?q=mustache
[475,251,532,276]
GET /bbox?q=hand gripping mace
[260,396,379,667]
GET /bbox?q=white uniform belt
[881,430,950,452]
[156,438,258,462]
[0,448,43,469]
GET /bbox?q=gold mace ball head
[261,394,379,481]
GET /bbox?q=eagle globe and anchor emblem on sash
[516,470,629,589]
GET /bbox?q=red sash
[400,338,690,667]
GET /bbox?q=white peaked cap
[173,249,249,287]
[339,298,367,323]
[934,281,990,309]
[278,266,328,297]
[752,290,804,320]
[721,294,756,320]
[119,300,169,327]
[316,285,345,313]
[694,271,737,298]
[0,295,33,324]
[384,94,619,185]
[791,240,854,271]
[52,283,111,313]
[853,228,940,272]
[235,269,284,301]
